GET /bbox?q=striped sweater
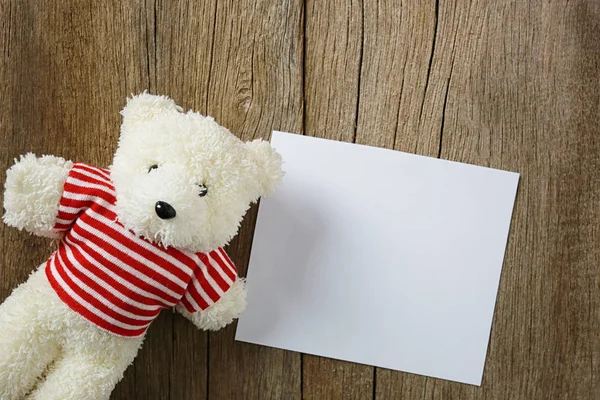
[45,163,237,337]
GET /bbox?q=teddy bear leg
[27,329,143,400]
[0,267,61,399]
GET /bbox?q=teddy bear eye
[148,164,159,173]
[198,184,208,197]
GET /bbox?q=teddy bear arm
[175,278,247,331]
[3,153,73,238]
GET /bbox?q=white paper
[235,131,519,386]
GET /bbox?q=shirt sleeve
[54,163,113,233]
[178,248,238,313]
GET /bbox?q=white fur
[245,139,285,197]
[3,154,72,238]
[176,278,247,331]
[119,91,183,129]
[0,93,284,399]
[0,266,143,400]
[111,92,284,253]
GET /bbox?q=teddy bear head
[109,93,283,253]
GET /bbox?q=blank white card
[236,131,519,386]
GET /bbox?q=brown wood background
[1,0,599,399]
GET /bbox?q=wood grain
[356,0,438,155]
[303,0,374,399]
[1,0,599,399]
[375,1,600,399]
[151,2,218,398]
[202,1,303,399]
[0,1,150,398]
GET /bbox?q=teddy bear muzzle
[155,201,177,220]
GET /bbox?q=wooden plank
[353,1,442,398]
[2,1,599,399]
[151,1,220,398]
[153,0,216,113]
[356,0,438,155]
[304,0,363,143]
[302,0,375,399]
[458,1,598,398]
[203,0,304,399]
[367,1,475,397]
[376,0,600,399]
[0,1,152,399]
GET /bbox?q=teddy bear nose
[155,201,177,220]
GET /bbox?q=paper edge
[236,130,521,387]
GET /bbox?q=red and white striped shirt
[45,163,238,337]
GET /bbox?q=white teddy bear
[0,93,283,400]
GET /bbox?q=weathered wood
[1,0,599,399]
[305,0,362,143]
[356,0,438,155]
[151,1,219,398]
[369,1,480,398]
[376,1,600,399]
[0,1,150,399]
[203,0,304,399]
[302,0,374,399]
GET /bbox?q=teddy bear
[0,93,283,400]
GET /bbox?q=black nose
[155,201,176,220]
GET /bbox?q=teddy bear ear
[245,139,284,198]
[120,92,182,127]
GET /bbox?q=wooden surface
[1,0,599,399]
